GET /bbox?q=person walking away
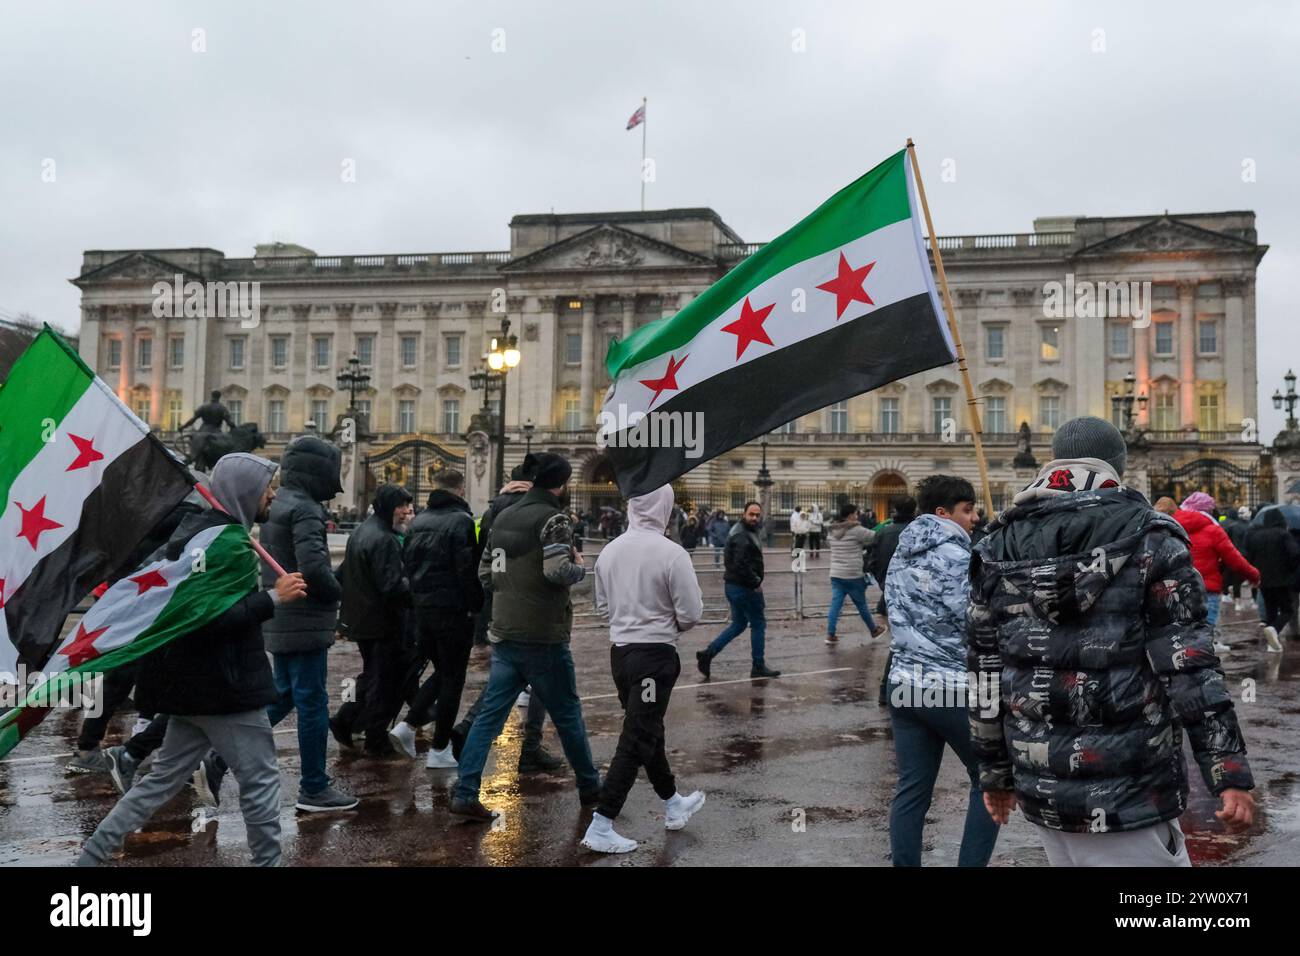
[451,454,602,820]
[680,512,700,552]
[580,486,706,853]
[808,504,824,558]
[388,470,485,768]
[970,417,1255,866]
[332,484,413,756]
[78,453,308,867]
[884,475,998,866]
[260,436,358,811]
[1246,507,1299,652]
[1173,492,1258,653]
[707,509,730,567]
[696,501,779,680]
[454,457,562,772]
[1222,506,1253,606]
[826,502,885,645]
[790,507,809,554]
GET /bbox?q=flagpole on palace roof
[906,138,996,517]
[640,96,647,212]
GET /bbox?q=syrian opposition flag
[626,103,645,130]
[0,521,258,757]
[599,147,956,497]
[0,326,194,681]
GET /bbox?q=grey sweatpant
[1035,819,1192,867]
[78,710,282,867]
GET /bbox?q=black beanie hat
[510,453,540,482]
[531,452,572,489]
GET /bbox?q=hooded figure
[594,486,704,645]
[339,484,412,641]
[208,452,279,529]
[260,437,344,655]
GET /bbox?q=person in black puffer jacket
[258,436,356,811]
[332,483,413,755]
[387,470,485,767]
[80,453,308,867]
[969,418,1255,866]
[1245,507,1300,646]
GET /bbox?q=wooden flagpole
[906,138,996,516]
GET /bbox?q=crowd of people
[63,414,1287,867]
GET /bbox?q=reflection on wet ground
[1,568,1296,866]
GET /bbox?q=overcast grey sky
[3,0,1297,434]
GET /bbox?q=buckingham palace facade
[72,206,1273,517]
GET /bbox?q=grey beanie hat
[1052,416,1127,476]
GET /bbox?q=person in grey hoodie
[580,486,707,853]
[884,474,998,867]
[826,501,886,644]
[259,436,357,812]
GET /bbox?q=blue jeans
[453,641,600,802]
[1205,593,1221,629]
[828,576,877,635]
[267,649,330,794]
[707,582,766,664]
[888,697,998,867]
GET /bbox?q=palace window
[1198,320,1219,355]
[1039,325,1060,362]
[313,336,331,369]
[1154,322,1174,356]
[879,398,900,434]
[985,326,1005,361]
[443,399,460,434]
[169,337,184,369]
[776,419,798,434]
[563,397,581,431]
[268,399,286,433]
[1109,323,1131,358]
[356,335,374,366]
[1040,395,1061,430]
[565,332,583,366]
[985,395,1007,433]
[228,337,244,370]
[398,399,416,433]
[1198,393,1221,432]
[227,399,243,425]
[931,396,952,434]
[445,334,462,368]
[270,336,288,368]
[1153,392,1177,431]
[106,339,121,369]
[311,399,330,433]
[400,334,418,368]
[167,396,184,431]
[137,338,152,369]
[829,400,849,434]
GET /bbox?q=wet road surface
[2,552,1298,866]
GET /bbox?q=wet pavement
[2,550,1298,867]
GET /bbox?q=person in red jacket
[1174,492,1259,641]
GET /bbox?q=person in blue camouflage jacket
[969,417,1255,866]
[884,474,999,867]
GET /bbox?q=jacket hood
[209,453,278,529]
[1174,508,1215,534]
[628,485,674,533]
[895,512,969,560]
[975,488,1183,624]
[280,436,343,502]
[372,484,412,524]
[425,488,471,514]
[828,519,858,539]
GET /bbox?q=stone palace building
[72,206,1274,517]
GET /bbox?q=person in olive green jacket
[449,453,602,821]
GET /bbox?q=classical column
[118,309,135,400]
[379,301,401,432]
[580,295,595,429]
[150,312,166,426]
[620,293,636,341]
[1177,280,1197,427]
[1133,320,1150,426]
[1222,277,1248,428]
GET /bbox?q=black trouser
[1262,586,1293,631]
[809,531,822,555]
[596,643,680,820]
[125,714,170,761]
[473,593,492,645]
[405,611,476,749]
[77,663,141,751]
[335,639,407,748]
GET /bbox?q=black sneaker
[750,664,781,679]
[449,726,467,762]
[330,717,357,750]
[450,798,498,823]
[296,784,360,812]
[363,740,398,759]
[696,650,712,680]
[518,745,564,774]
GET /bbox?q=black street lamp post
[754,437,774,547]
[1273,369,1298,431]
[1112,370,1148,436]
[470,318,521,492]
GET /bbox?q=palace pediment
[500,224,715,273]
[1076,216,1258,257]
[73,251,203,285]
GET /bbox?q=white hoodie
[593,485,704,644]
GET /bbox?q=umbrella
[1249,503,1300,530]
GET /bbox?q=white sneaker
[426,744,458,769]
[664,790,706,831]
[516,689,530,708]
[131,717,151,738]
[389,721,418,759]
[1263,625,1283,653]
[1213,641,1231,655]
[580,815,637,854]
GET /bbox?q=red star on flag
[15,497,63,550]
[816,252,876,319]
[128,569,168,594]
[0,576,6,609]
[59,621,109,668]
[66,433,104,471]
[638,354,688,409]
[721,297,776,360]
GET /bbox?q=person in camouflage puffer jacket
[969,417,1255,867]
